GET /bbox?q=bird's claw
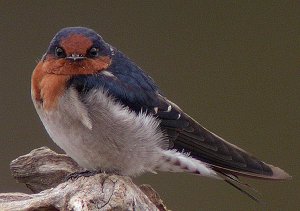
[65,170,101,181]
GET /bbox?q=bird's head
[42,27,112,75]
[32,27,113,110]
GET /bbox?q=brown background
[0,1,299,210]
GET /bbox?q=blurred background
[0,1,299,210]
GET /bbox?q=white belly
[33,88,167,176]
[33,87,217,178]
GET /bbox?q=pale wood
[0,147,168,211]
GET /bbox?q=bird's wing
[153,95,290,180]
[70,58,289,180]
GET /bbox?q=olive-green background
[0,1,299,210]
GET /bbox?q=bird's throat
[31,56,111,111]
[31,61,70,111]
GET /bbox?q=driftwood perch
[0,147,167,211]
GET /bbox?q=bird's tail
[157,149,282,204]
[215,170,266,204]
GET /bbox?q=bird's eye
[89,47,99,58]
[55,47,66,58]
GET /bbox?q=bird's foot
[66,170,101,181]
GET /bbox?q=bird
[31,27,290,201]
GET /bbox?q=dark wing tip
[267,164,292,180]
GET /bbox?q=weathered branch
[0,147,167,211]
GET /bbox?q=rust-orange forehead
[60,34,93,55]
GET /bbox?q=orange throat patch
[31,56,111,111]
[31,62,70,111]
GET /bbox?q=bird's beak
[65,54,86,61]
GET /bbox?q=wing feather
[155,97,290,180]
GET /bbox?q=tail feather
[216,171,265,204]
[158,149,289,204]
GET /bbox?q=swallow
[31,27,290,201]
